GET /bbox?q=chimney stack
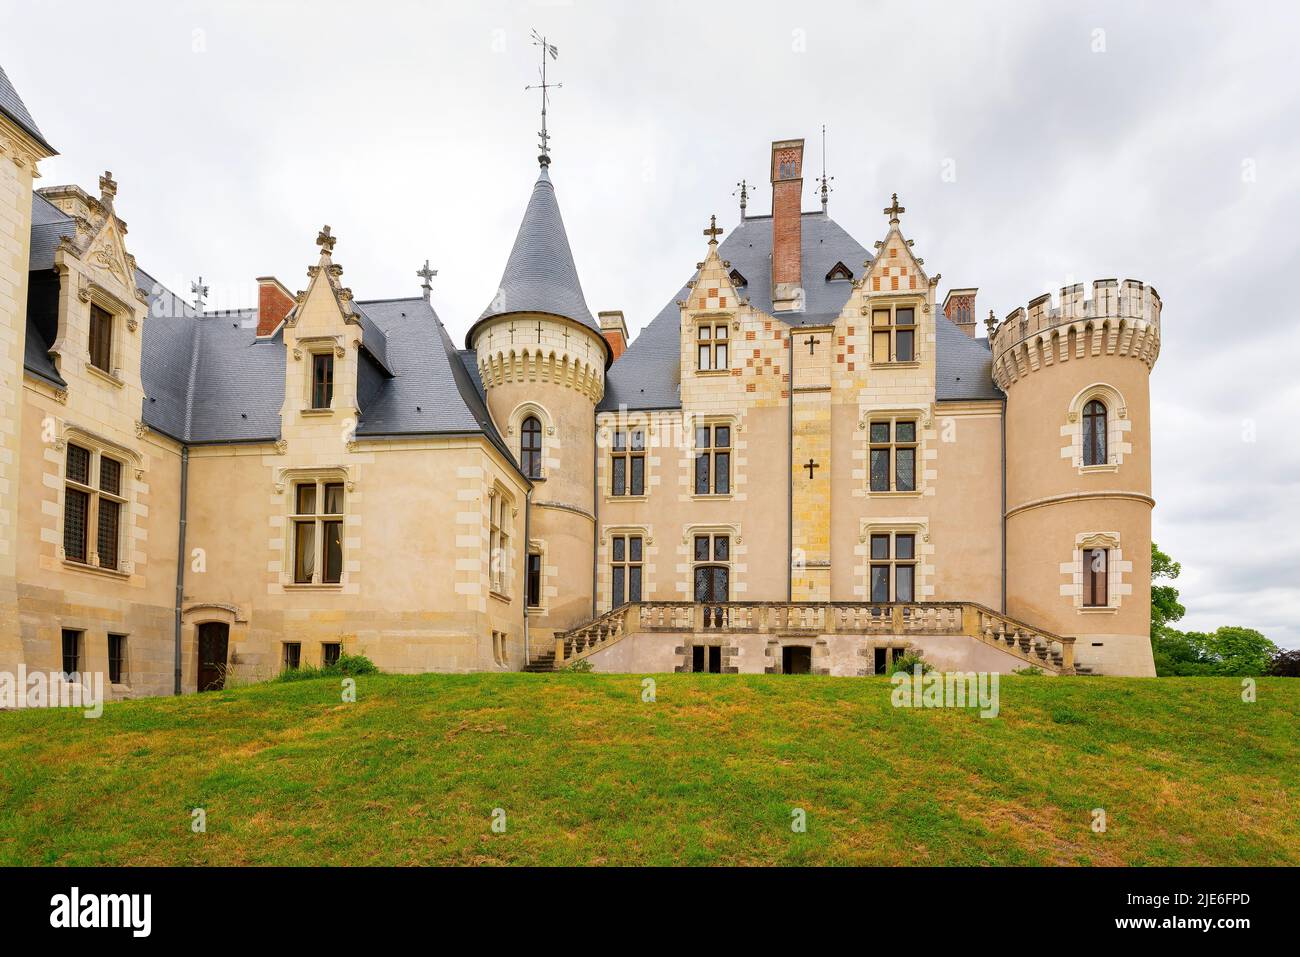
[256,276,295,337]
[943,287,979,338]
[598,310,629,361]
[770,139,804,312]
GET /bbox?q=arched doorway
[197,622,229,692]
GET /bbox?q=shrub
[1013,666,1044,676]
[273,652,379,683]
[889,650,932,676]
[565,658,594,673]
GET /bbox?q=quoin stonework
[0,65,1161,699]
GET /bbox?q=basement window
[783,646,811,675]
[692,645,722,673]
[321,642,341,668]
[108,633,127,684]
[282,642,302,672]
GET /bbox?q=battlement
[990,279,1161,389]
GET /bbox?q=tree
[1268,649,1300,677]
[1150,542,1185,635]
[1207,626,1278,676]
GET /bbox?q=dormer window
[728,268,747,288]
[871,305,917,364]
[311,352,334,409]
[826,261,853,282]
[696,323,728,372]
[89,304,113,374]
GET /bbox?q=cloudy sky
[4,1,1297,647]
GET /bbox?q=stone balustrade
[555,600,1076,674]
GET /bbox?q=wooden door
[197,622,229,692]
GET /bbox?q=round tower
[467,164,611,640]
[994,279,1161,676]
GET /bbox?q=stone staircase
[526,600,1080,675]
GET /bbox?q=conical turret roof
[469,165,608,363]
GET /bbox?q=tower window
[868,418,918,493]
[526,551,542,608]
[311,352,334,409]
[610,429,645,496]
[1084,548,1108,607]
[521,415,543,479]
[89,304,114,373]
[1082,400,1108,466]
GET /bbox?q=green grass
[1,673,1297,865]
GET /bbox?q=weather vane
[818,124,834,213]
[191,276,209,313]
[525,29,561,167]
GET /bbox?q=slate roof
[468,165,611,366]
[600,209,1003,411]
[0,62,54,153]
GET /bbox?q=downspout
[787,330,794,602]
[173,445,189,695]
[523,486,531,665]
[1000,398,1007,615]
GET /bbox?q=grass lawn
[1,673,1296,866]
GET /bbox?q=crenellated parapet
[990,279,1161,390]
[474,315,606,404]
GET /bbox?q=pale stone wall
[0,115,51,672]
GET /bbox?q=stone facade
[0,70,1162,692]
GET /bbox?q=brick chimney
[598,310,629,361]
[943,287,979,338]
[770,138,804,312]
[256,276,295,337]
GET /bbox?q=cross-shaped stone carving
[562,328,570,348]
[508,321,516,344]
[883,193,905,225]
[191,276,209,313]
[536,320,544,342]
[804,334,821,355]
[703,214,723,244]
[416,259,437,301]
[804,458,820,480]
[99,170,118,201]
[316,225,336,254]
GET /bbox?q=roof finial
[525,29,561,167]
[818,125,834,213]
[190,276,209,313]
[99,170,117,205]
[703,214,723,245]
[316,225,336,255]
[416,259,438,302]
[883,192,905,225]
[733,179,749,220]
[985,308,997,337]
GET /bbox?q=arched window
[520,416,542,479]
[1082,400,1107,466]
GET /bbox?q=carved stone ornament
[274,439,288,455]
[134,420,149,438]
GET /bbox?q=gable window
[108,633,127,684]
[869,532,916,602]
[282,642,302,672]
[64,443,126,570]
[311,352,334,409]
[1084,548,1108,607]
[869,418,917,493]
[871,305,917,363]
[526,551,542,608]
[610,429,646,496]
[1082,400,1108,467]
[89,303,114,374]
[520,416,543,479]
[61,629,83,679]
[696,323,728,372]
[292,480,344,584]
[694,424,731,495]
[489,490,513,597]
[610,534,643,607]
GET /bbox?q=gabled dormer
[39,173,149,401]
[846,193,940,367]
[678,217,744,380]
[278,226,391,435]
